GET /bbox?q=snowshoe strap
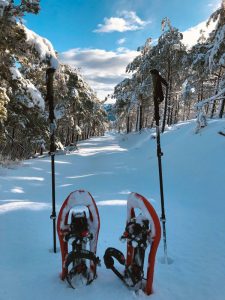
[104,247,125,268]
[104,247,126,283]
[65,249,100,269]
[64,231,93,242]
[104,247,143,288]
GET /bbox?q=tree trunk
[186,101,191,120]
[200,80,204,101]
[167,95,171,125]
[169,102,174,125]
[210,101,217,118]
[126,115,130,134]
[145,116,148,128]
[65,127,70,146]
[218,96,225,118]
[135,105,139,131]
[139,104,143,131]
[211,66,222,118]
[174,99,179,124]
[182,103,186,121]
[71,126,75,143]
[11,127,15,152]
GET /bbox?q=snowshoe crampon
[57,190,100,288]
[104,192,161,295]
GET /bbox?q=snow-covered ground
[0,119,225,300]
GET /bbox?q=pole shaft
[150,69,168,262]
[46,68,57,253]
[155,125,166,220]
[51,146,57,253]
[156,124,167,261]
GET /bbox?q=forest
[0,0,224,162]
[112,6,225,133]
[0,0,107,161]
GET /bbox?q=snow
[10,67,22,80]
[72,88,79,98]
[26,80,45,109]
[0,119,225,299]
[22,25,59,69]
[10,66,45,109]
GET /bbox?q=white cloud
[117,38,126,45]
[59,48,138,102]
[94,10,150,33]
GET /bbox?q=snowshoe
[57,190,100,288]
[104,192,161,295]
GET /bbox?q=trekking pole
[150,69,169,264]
[46,67,57,253]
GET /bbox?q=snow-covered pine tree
[113,19,187,133]
[188,0,225,124]
[153,19,187,131]
[0,1,106,160]
[53,64,107,145]
[205,0,225,118]
[113,77,138,133]
[0,0,47,159]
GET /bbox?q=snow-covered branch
[195,86,225,108]
[21,25,59,69]
[10,66,45,109]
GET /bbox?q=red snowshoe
[104,192,161,295]
[57,190,100,288]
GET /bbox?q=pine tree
[113,19,188,132]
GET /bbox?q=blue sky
[25,0,221,101]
